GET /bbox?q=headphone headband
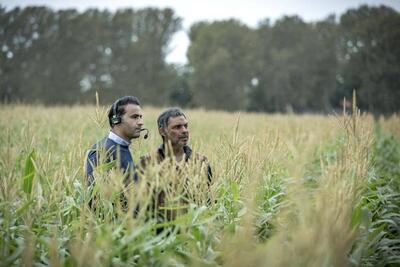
[113,99,119,116]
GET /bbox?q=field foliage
[0,104,399,266]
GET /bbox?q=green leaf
[231,181,239,201]
[192,227,201,241]
[22,149,36,195]
[351,205,371,229]
[16,199,33,216]
[97,160,116,172]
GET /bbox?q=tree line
[0,6,181,105]
[1,5,399,113]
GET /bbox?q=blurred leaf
[192,227,201,241]
[231,181,239,201]
[22,149,36,195]
[16,199,33,217]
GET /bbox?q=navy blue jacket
[86,137,137,186]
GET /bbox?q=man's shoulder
[140,152,152,164]
[190,150,212,183]
[89,137,111,147]
[192,151,209,164]
[88,137,119,155]
[139,149,164,167]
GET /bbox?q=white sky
[2,0,400,64]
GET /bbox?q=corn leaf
[22,149,36,195]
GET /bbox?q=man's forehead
[167,115,187,126]
[124,104,142,114]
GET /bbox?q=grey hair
[157,107,186,129]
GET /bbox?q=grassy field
[0,104,399,266]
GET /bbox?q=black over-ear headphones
[110,99,122,125]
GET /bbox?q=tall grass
[0,104,398,266]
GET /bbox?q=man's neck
[173,146,185,161]
[164,143,185,161]
[109,130,130,145]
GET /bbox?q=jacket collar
[108,131,130,146]
[157,144,192,162]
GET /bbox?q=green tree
[250,16,338,112]
[108,8,181,105]
[338,5,400,114]
[188,20,257,111]
[168,65,193,107]
[0,6,181,105]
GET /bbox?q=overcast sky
[2,0,400,63]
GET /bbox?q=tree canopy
[1,5,399,114]
[0,6,181,104]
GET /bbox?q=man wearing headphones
[86,96,145,194]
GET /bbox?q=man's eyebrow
[174,122,188,127]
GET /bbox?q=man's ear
[158,127,166,137]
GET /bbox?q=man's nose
[138,118,144,126]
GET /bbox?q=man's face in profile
[118,104,144,140]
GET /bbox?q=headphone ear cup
[111,115,121,125]
[111,99,121,125]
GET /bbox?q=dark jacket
[155,144,212,184]
[85,137,138,211]
[86,137,138,186]
[139,144,212,223]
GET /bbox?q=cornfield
[0,103,399,266]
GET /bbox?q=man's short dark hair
[108,96,141,127]
[157,107,186,129]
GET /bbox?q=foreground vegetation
[0,104,399,266]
